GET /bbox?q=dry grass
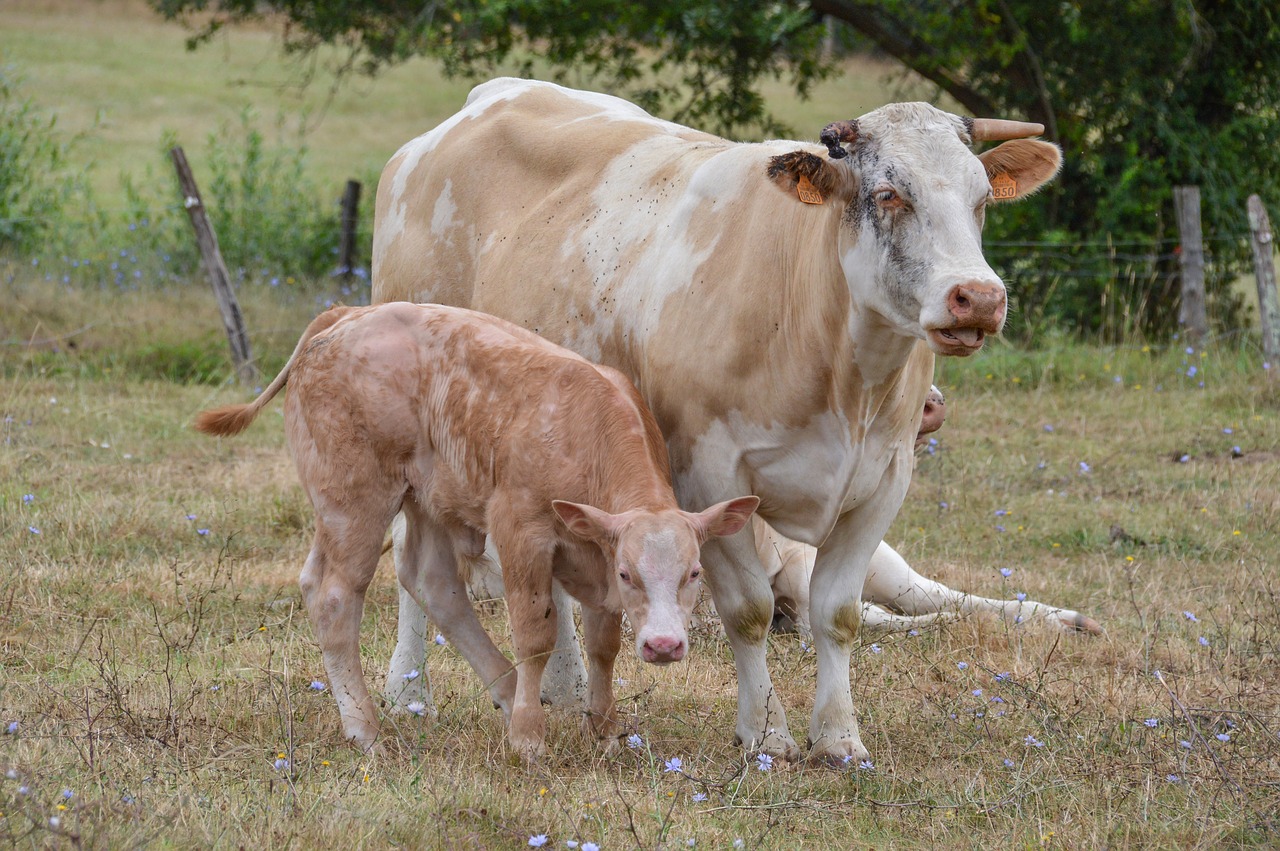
[2,272,1278,848]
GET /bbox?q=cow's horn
[820,120,858,159]
[967,117,1045,141]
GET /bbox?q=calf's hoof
[510,734,548,765]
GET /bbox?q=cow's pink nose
[641,636,686,664]
[947,282,1006,330]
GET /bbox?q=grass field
[2,272,1278,848]
[0,0,923,201]
[3,1,1280,848]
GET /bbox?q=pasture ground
[2,273,1278,848]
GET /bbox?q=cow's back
[373,78,721,316]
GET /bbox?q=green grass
[2,269,1278,848]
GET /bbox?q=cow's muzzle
[928,282,1006,356]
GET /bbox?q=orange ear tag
[796,174,824,205]
[991,172,1018,200]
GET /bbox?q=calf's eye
[618,570,632,584]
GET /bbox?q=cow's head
[553,496,759,664]
[768,103,1061,357]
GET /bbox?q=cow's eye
[873,187,903,210]
[689,565,702,581]
[618,569,632,585]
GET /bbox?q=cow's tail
[193,306,352,436]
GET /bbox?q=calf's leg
[578,605,622,752]
[299,516,389,751]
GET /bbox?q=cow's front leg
[578,605,623,753]
[806,513,886,766]
[702,533,801,761]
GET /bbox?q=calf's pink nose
[641,636,686,664]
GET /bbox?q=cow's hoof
[735,730,802,762]
[1061,612,1104,636]
[806,735,870,768]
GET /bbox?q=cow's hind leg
[397,503,517,717]
[542,581,588,707]
[579,605,623,753]
[299,511,393,752]
[863,541,1103,635]
[701,533,801,762]
[385,513,434,713]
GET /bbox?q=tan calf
[194,303,757,759]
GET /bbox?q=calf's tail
[193,306,352,436]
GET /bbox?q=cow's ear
[978,139,1062,203]
[767,151,853,206]
[552,500,621,542]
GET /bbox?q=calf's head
[770,103,1061,357]
[553,496,760,663]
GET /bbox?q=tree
[152,0,1280,339]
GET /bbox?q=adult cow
[373,78,1063,763]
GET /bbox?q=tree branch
[808,0,999,118]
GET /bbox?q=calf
[194,303,757,759]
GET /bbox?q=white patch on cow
[430,179,459,239]
[683,408,884,548]
[561,144,769,357]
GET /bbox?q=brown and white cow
[373,78,1065,763]
[194,303,757,759]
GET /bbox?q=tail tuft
[193,404,257,436]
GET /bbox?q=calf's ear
[688,496,761,541]
[552,500,620,543]
[979,139,1062,202]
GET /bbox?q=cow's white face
[772,102,1061,357]
[553,497,759,664]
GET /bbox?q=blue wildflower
[1000,568,1013,578]
[528,835,548,847]
[664,757,683,773]
[1144,718,1158,728]
[756,753,773,772]
[627,734,643,748]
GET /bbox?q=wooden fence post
[1173,185,1208,345]
[337,179,362,279]
[170,146,257,385]
[1247,194,1280,365]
